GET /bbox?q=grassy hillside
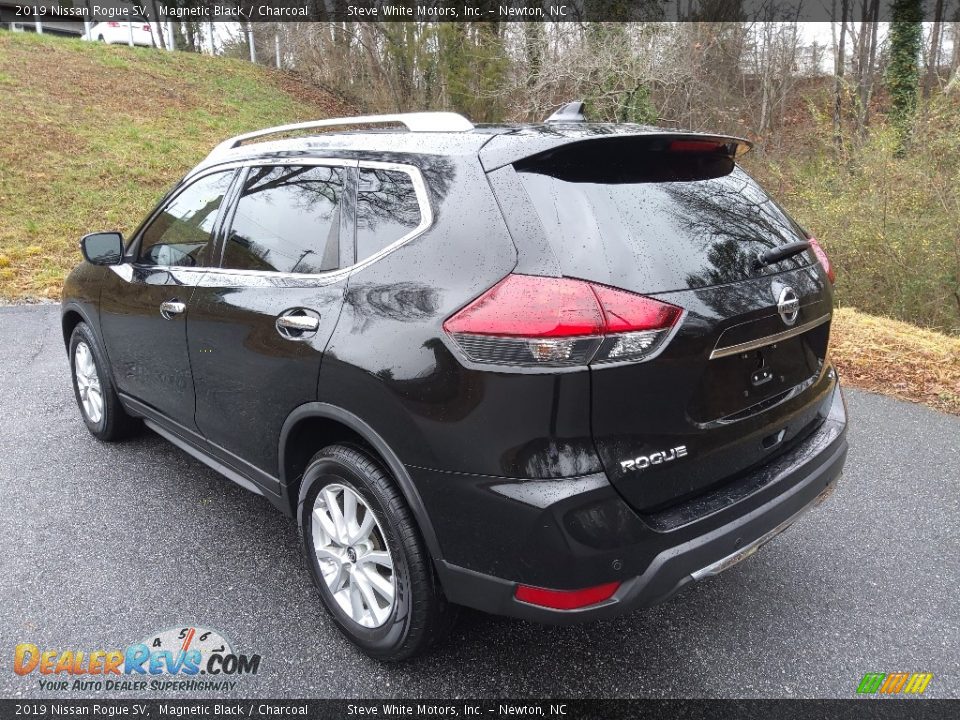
[0,30,352,299]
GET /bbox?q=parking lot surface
[1,304,957,698]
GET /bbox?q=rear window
[356,167,423,262]
[516,142,810,294]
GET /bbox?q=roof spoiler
[480,130,752,172]
[206,111,475,160]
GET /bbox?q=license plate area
[689,323,829,423]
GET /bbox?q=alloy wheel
[74,341,103,424]
[312,484,396,628]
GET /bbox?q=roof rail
[207,112,475,159]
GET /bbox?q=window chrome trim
[135,157,433,283]
[709,313,831,360]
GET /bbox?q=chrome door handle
[159,300,186,319]
[276,308,321,340]
[277,315,320,332]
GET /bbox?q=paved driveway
[1,304,957,698]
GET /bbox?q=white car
[83,22,156,48]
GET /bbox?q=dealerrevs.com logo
[14,627,261,692]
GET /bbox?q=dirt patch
[832,307,960,415]
[266,70,359,117]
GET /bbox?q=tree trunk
[149,0,165,49]
[833,2,849,148]
[856,0,880,138]
[946,65,960,95]
[924,0,945,97]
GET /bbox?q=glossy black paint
[98,265,204,431]
[62,122,848,622]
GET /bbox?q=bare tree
[833,1,850,148]
[924,0,946,97]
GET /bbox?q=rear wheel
[69,322,140,441]
[300,444,455,661]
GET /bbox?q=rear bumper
[421,379,848,623]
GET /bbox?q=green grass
[0,30,350,299]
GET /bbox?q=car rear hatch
[508,134,835,513]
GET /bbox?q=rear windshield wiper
[755,240,810,269]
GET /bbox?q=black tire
[68,322,140,441]
[300,444,456,661]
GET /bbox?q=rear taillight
[515,581,621,610]
[807,237,835,284]
[143,24,151,32]
[443,274,682,367]
[107,21,120,27]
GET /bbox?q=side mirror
[80,232,124,266]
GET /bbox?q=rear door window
[222,164,345,274]
[517,143,810,294]
[355,167,423,263]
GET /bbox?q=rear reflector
[807,237,835,284]
[515,581,621,610]
[444,274,682,367]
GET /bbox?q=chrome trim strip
[709,313,831,360]
[690,483,836,581]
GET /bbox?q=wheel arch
[61,305,94,350]
[279,403,443,561]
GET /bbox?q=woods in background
[183,11,960,333]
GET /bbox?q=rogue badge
[621,445,688,472]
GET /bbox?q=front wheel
[69,322,140,441]
[300,444,455,661]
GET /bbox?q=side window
[356,168,423,262]
[222,165,344,274]
[138,171,233,267]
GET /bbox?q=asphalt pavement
[1,303,958,699]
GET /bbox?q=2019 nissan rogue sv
[61,104,848,661]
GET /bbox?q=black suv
[62,106,848,661]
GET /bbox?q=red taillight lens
[143,24,151,32]
[807,237,835,284]
[108,21,120,27]
[515,581,620,610]
[444,274,682,367]
[443,274,604,338]
[592,283,682,332]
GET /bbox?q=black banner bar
[4,0,951,23]
[0,700,958,720]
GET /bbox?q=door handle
[277,315,320,332]
[160,300,186,319]
[276,309,321,339]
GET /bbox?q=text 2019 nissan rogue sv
[61,104,848,661]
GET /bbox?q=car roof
[187,112,750,181]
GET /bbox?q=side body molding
[280,402,443,560]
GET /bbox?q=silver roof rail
[207,112,475,159]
